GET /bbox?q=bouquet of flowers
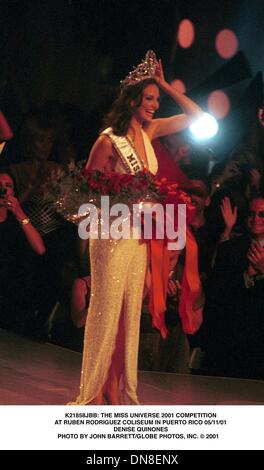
[84,168,161,201]
[43,161,194,224]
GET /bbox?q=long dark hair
[103,78,158,136]
[0,168,18,196]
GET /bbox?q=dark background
[1,0,264,151]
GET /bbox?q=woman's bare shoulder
[92,134,113,151]
[86,134,117,171]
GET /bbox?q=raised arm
[6,196,45,255]
[219,196,237,242]
[148,60,203,139]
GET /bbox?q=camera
[0,187,7,196]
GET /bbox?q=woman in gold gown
[70,52,202,405]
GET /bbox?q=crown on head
[121,50,159,89]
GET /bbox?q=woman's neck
[128,117,143,141]
[130,116,143,131]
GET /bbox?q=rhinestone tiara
[120,50,159,89]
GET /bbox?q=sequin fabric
[71,238,147,404]
[68,130,157,405]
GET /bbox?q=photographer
[0,169,45,332]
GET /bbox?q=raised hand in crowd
[220,196,238,241]
[247,243,264,275]
[0,172,45,256]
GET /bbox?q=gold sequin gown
[71,130,158,405]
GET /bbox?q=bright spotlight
[189,112,219,140]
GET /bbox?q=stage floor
[0,328,263,405]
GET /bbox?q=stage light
[177,19,195,48]
[215,29,238,59]
[189,113,219,140]
[208,90,230,119]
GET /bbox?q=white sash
[102,127,144,174]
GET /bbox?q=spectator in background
[9,110,77,338]
[202,195,264,379]
[0,169,45,332]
